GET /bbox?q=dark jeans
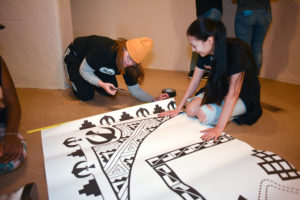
[235,9,272,74]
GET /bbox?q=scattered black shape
[258,178,300,199]
[238,195,247,200]
[128,122,141,131]
[153,104,165,114]
[147,134,235,167]
[85,127,116,145]
[154,165,206,200]
[167,100,176,110]
[119,112,134,121]
[123,156,134,168]
[68,149,84,157]
[146,135,236,200]
[100,115,115,125]
[79,179,102,197]
[99,150,115,163]
[72,161,95,178]
[79,120,96,130]
[136,107,150,117]
[63,137,82,147]
[252,150,300,181]
[112,176,127,192]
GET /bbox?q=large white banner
[42,99,300,200]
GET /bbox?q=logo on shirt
[99,67,115,75]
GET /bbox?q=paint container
[161,88,176,98]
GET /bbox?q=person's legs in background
[235,10,255,47]
[235,9,272,75]
[250,10,272,74]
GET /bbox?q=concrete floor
[0,69,299,199]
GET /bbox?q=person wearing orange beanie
[64,35,168,102]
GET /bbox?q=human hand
[200,127,223,142]
[101,83,117,96]
[153,93,169,101]
[0,134,23,164]
[158,108,181,118]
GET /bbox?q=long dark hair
[187,17,228,105]
[111,38,144,84]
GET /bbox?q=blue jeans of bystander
[235,9,272,74]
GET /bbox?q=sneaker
[188,70,194,78]
[21,182,39,200]
[202,71,209,79]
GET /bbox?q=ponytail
[187,17,228,105]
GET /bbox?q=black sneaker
[202,71,209,79]
[21,182,39,200]
[188,70,194,78]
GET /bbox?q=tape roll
[162,88,176,97]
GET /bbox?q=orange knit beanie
[126,37,153,63]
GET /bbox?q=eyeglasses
[127,54,138,67]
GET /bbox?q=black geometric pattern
[63,137,82,147]
[238,195,247,200]
[136,107,150,117]
[252,150,300,181]
[72,160,96,178]
[147,134,235,167]
[119,112,134,121]
[258,178,300,199]
[91,116,170,200]
[100,115,115,125]
[153,104,165,114]
[79,120,96,130]
[146,134,234,200]
[154,164,206,200]
[168,100,176,110]
[54,99,177,199]
[79,178,103,198]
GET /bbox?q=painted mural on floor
[42,98,300,200]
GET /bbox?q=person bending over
[160,18,262,141]
[64,36,168,102]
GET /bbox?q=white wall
[71,0,300,85]
[0,0,73,89]
[71,0,196,71]
[0,0,299,88]
[261,0,300,84]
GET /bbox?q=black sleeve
[123,73,137,86]
[196,55,212,70]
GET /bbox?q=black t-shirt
[196,0,223,17]
[237,0,271,12]
[196,38,262,125]
[72,35,137,86]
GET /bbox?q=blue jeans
[188,93,246,125]
[190,8,222,71]
[235,9,272,74]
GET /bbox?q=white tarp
[42,99,300,200]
